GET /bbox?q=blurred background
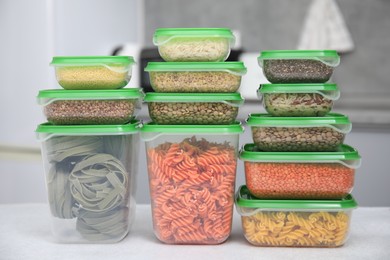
[0,0,389,206]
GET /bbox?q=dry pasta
[147,137,237,244]
[242,211,350,247]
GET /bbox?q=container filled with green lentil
[50,56,136,90]
[37,88,143,125]
[144,92,244,125]
[246,113,351,152]
[258,50,340,83]
[239,143,361,199]
[145,62,247,93]
[258,83,340,117]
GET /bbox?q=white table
[0,204,389,260]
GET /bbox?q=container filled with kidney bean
[258,83,340,117]
[37,88,143,125]
[258,50,340,83]
[239,143,361,199]
[247,113,351,152]
[144,92,244,125]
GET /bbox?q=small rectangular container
[247,113,351,152]
[141,122,244,244]
[145,62,247,93]
[144,92,244,125]
[236,185,358,247]
[239,143,361,199]
[36,121,141,243]
[258,83,340,117]
[153,28,235,62]
[258,50,340,83]
[51,56,135,90]
[37,88,143,125]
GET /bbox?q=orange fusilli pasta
[147,137,237,244]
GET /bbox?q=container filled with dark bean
[247,113,351,152]
[37,89,143,125]
[144,92,244,125]
[258,83,340,117]
[258,50,340,83]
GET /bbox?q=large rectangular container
[36,121,140,243]
[236,185,358,247]
[141,122,244,244]
[239,143,361,199]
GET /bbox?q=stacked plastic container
[142,28,246,244]
[236,50,362,247]
[35,56,143,243]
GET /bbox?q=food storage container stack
[141,28,246,244]
[35,56,142,243]
[236,50,362,247]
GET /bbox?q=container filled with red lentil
[257,50,340,83]
[258,83,340,117]
[235,185,358,247]
[247,113,351,152]
[239,143,361,199]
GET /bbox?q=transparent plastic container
[239,143,361,199]
[153,28,235,62]
[258,83,340,117]
[36,121,141,243]
[141,122,244,244]
[258,50,340,83]
[144,93,244,125]
[247,113,351,152]
[37,89,143,125]
[51,56,135,90]
[145,62,247,93]
[236,185,358,247]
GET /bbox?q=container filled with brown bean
[144,93,244,125]
[37,89,143,125]
[258,83,340,117]
[50,56,135,90]
[145,62,247,93]
[258,50,340,83]
[246,113,351,152]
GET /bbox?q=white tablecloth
[0,204,389,260]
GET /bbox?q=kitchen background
[0,0,389,206]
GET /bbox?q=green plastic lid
[141,121,244,141]
[236,185,358,211]
[144,92,244,107]
[145,62,247,76]
[36,120,141,142]
[153,28,235,45]
[37,88,144,105]
[258,50,340,67]
[239,143,361,169]
[258,83,340,100]
[50,56,135,66]
[246,113,351,133]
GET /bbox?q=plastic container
[239,143,361,199]
[37,88,143,125]
[247,113,351,152]
[236,185,357,247]
[153,28,235,62]
[141,122,244,244]
[258,83,340,117]
[144,92,244,125]
[36,121,141,243]
[145,62,247,93]
[51,56,135,90]
[258,50,340,83]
